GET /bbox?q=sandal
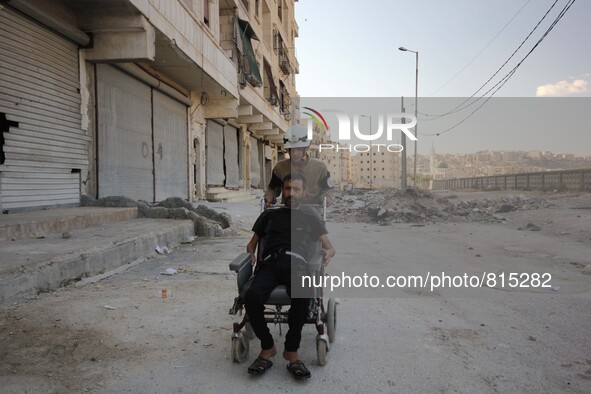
[286,360,311,380]
[248,356,273,375]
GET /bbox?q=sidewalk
[0,199,263,306]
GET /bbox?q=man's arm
[246,233,260,266]
[319,234,335,267]
[264,171,282,207]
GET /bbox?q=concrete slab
[0,207,139,241]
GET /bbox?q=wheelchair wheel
[316,338,328,366]
[327,298,337,343]
[231,334,249,363]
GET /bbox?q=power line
[421,0,561,121]
[427,0,532,97]
[424,0,577,137]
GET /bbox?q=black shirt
[252,207,328,260]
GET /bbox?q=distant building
[352,147,401,189]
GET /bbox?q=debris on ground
[330,188,553,225]
[155,245,171,255]
[81,195,232,237]
[156,268,178,280]
[525,223,542,231]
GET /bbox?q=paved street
[1,194,590,393]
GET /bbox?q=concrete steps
[0,208,195,305]
[206,188,256,203]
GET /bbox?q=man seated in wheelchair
[245,173,336,379]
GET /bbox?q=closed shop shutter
[0,7,86,211]
[97,65,190,202]
[96,64,153,201]
[153,90,188,200]
[223,125,240,188]
[249,136,261,188]
[206,120,224,186]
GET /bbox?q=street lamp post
[398,46,419,188]
[361,114,372,189]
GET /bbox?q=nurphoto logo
[303,108,418,153]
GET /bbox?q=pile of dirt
[330,188,553,225]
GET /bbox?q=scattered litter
[582,265,591,275]
[528,335,537,341]
[104,305,118,310]
[552,285,560,292]
[156,268,178,280]
[181,236,196,244]
[155,245,171,255]
[160,289,172,298]
[203,343,213,347]
[62,231,72,239]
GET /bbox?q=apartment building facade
[0,0,299,211]
[352,148,401,189]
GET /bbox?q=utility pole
[398,47,419,188]
[401,97,407,189]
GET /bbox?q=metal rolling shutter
[206,120,224,186]
[96,64,153,201]
[0,7,86,211]
[223,125,240,188]
[153,90,188,201]
[249,136,261,188]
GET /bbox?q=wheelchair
[228,197,337,366]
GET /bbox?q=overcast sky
[294,0,590,155]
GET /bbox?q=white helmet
[283,124,311,149]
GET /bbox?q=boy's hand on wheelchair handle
[264,195,275,208]
[321,248,335,267]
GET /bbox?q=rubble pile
[330,189,553,225]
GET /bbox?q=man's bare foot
[282,350,300,363]
[259,345,277,360]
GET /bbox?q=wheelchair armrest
[229,253,252,272]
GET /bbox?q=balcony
[279,48,292,75]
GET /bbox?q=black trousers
[244,253,310,352]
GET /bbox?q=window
[255,0,260,17]
[278,2,282,20]
[242,0,249,11]
[203,0,209,26]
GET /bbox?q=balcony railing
[279,48,291,75]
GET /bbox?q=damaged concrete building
[0,0,300,212]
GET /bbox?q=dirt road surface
[1,192,590,393]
